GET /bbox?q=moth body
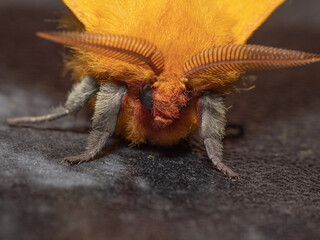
[7,0,320,180]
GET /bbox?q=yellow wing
[62,0,284,79]
[62,0,284,43]
[218,0,285,44]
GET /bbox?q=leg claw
[225,168,240,182]
[228,173,240,182]
[214,161,240,181]
[63,153,91,166]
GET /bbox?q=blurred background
[0,1,319,240]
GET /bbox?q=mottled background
[0,1,319,240]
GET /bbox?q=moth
[7,0,320,180]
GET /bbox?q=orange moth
[7,0,320,180]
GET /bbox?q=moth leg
[63,82,127,165]
[200,94,240,181]
[6,106,69,126]
[6,75,99,126]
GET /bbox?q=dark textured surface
[1,1,320,240]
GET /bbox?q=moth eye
[139,83,153,109]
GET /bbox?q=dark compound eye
[139,83,153,109]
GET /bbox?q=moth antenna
[37,31,165,75]
[184,44,320,77]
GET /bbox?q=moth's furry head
[152,73,188,127]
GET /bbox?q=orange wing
[217,0,285,44]
[60,0,285,86]
[62,0,284,42]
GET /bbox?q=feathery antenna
[184,44,320,77]
[37,31,165,75]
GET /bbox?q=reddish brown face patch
[154,116,173,128]
[152,73,188,125]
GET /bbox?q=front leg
[200,93,240,181]
[64,82,127,165]
[7,75,99,126]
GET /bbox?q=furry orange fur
[61,0,285,145]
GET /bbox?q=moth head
[138,73,190,128]
[150,73,190,128]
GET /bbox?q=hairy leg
[200,94,240,181]
[64,82,127,165]
[6,75,99,126]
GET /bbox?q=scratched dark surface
[0,1,320,240]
